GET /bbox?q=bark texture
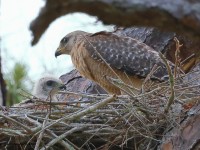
[30,0,200,45]
[160,104,200,150]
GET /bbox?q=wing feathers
[85,32,171,81]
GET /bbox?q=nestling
[32,75,66,100]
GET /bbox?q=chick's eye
[46,80,54,86]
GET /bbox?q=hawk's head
[55,30,88,57]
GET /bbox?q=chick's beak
[58,84,66,90]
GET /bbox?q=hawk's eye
[61,37,68,43]
[46,80,54,86]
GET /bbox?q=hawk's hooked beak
[55,48,62,57]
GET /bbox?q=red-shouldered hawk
[55,31,174,94]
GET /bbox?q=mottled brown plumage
[55,30,173,94]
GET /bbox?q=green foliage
[5,63,29,106]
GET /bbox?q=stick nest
[0,72,200,150]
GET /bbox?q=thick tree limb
[160,104,200,150]
[30,0,200,45]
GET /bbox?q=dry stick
[26,115,42,126]
[159,53,175,113]
[59,91,109,99]
[65,141,79,150]
[40,127,84,150]
[59,91,130,100]
[124,72,139,95]
[105,76,137,97]
[18,98,90,106]
[176,84,200,91]
[79,117,115,149]
[46,130,79,150]
[109,106,159,142]
[34,113,50,150]
[174,37,182,78]
[130,108,152,131]
[21,89,65,107]
[15,97,95,107]
[106,76,162,99]
[24,119,48,150]
[27,95,116,146]
[111,72,140,95]
[0,128,26,136]
[18,89,33,99]
[17,91,51,107]
[48,94,52,115]
[26,116,73,150]
[180,53,195,66]
[135,87,162,98]
[0,113,32,133]
[120,135,135,148]
[149,61,185,90]
[47,88,59,115]
[4,137,12,150]
[84,128,121,134]
[141,64,160,93]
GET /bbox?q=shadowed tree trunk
[0,40,7,106]
[30,0,200,45]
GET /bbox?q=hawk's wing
[84,31,172,81]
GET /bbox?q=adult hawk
[55,31,174,94]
